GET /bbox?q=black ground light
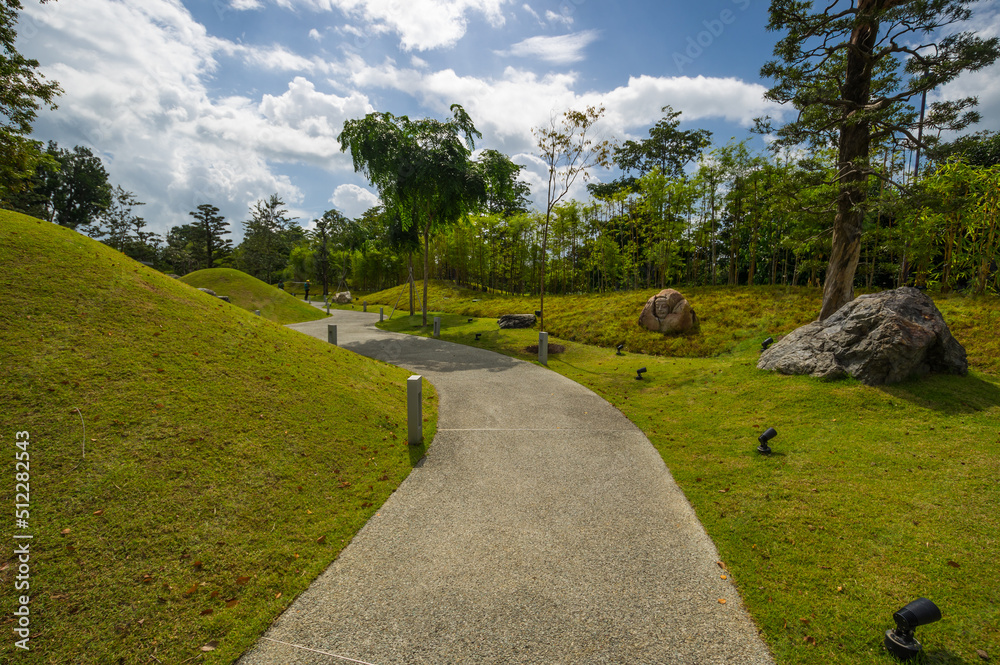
[535,310,542,317]
[635,367,647,380]
[468,318,473,322]
[616,343,625,356]
[884,598,941,660]
[757,427,777,454]
[761,337,774,351]
[475,333,482,340]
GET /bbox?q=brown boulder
[639,289,697,334]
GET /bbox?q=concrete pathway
[238,310,773,664]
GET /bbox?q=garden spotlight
[616,343,625,356]
[757,427,777,454]
[761,337,774,351]
[468,318,473,323]
[884,598,941,661]
[535,310,542,318]
[475,333,482,341]
[635,367,647,380]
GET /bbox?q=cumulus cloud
[19,0,369,240]
[331,183,380,217]
[497,30,600,64]
[308,28,322,41]
[265,0,511,51]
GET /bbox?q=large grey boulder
[757,287,967,385]
[498,314,536,329]
[198,287,217,296]
[333,291,352,304]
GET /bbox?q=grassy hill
[0,212,437,664]
[179,267,327,325]
[360,280,1000,376]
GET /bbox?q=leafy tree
[0,0,61,199]
[84,185,158,261]
[614,106,711,180]
[533,105,612,330]
[162,224,200,275]
[340,104,486,325]
[476,149,531,218]
[188,204,232,270]
[8,142,112,228]
[929,130,1000,167]
[760,0,1000,319]
[237,194,299,285]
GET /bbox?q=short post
[254,310,261,316]
[363,300,368,312]
[379,307,384,322]
[433,316,441,338]
[407,375,423,445]
[538,331,548,365]
[327,324,337,346]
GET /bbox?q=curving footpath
[238,310,773,665]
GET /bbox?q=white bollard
[327,324,337,346]
[539,331,548,365]
[433,316,441,338]
[407,375,423,445]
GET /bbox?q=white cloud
[331,183,380,217]
[545,9,573,27]
[230,0,264,9]
[308,28,322,41]
[522,3,541,23]
[266,0,511,51]
[19,0,370,240]
[497,30,600,64]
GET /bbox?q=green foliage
[7,141,112,228]
[188,203,232,270]
[236,194,302,285]
[614,105,711,179]
[340,104,487,324]
[0,0,61,198]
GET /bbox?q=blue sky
[16,0,1000,242]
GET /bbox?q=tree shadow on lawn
[878,372,1000,414]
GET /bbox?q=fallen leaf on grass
[317,535,326,544]
[61,528,71,535]
[226,598,239,608]
[210,590,219,599]
[185,584,197,595]
[275,592,282,599]
[200,609,213,615]
[93,509,104,516]
[799,618,810,624]
[193,560,202,569]
[804,636,816,646]
[947,560,960,568]
[977,649,990,661]
[200,641,218,652]
[716,561,727,570]
[236,576,251,585]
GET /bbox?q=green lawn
[378,288,1000,665]
[0,212,438,664]
[179,268,328,325]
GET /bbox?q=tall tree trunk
[422,219,431,326]
[818,1,880,320]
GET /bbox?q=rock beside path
[333,291,352,304]
[757,287,968,385]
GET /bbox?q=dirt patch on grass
[524,343,565,354]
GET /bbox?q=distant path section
[239,310,773,664]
